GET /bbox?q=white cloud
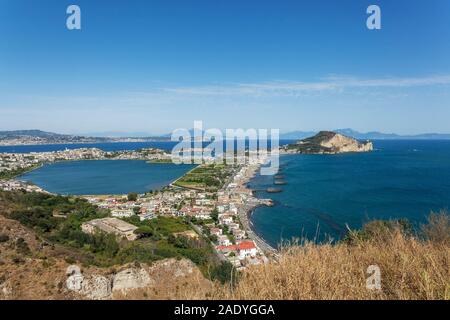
[162,74,450,97]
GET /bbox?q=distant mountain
[0,130,107,146]
[0,130,171,146]
[79,131,160,138]
[0,130,72,139]
[281,129,450,140]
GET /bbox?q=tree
[133,206,141,215]
[127,193,138,201]
[135,226,154,238]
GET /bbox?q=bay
[249,140,450,246]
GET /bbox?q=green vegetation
[173,164,234,191]
[209,261,240,284]
[127,192,138,201]
[0,190,223,278]
[0,164,41,180]
[147,158,172,164]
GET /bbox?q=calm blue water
[249,140,450,246]
[18,160,195,195]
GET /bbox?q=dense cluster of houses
[83,164,269,269]
[0,147,170,175]
[0,179,48,193]
[1,147,271,270]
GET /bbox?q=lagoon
[18,160,195,195]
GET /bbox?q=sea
[249,140,450,246]
[4,140,450,246]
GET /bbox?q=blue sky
[0,0,449,135]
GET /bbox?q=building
[210,227,223,236]
[217,235,232,246]
[139,213,157,221]
[217,240,258,260]
[236,241,257,259]
[232,229,246,240]
[81,217,138,241]
[219,214,233,225]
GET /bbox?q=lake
[18,160,195,195]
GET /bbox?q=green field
[173,164,235,192]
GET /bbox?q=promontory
[282,131,373,154]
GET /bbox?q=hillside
[0,215,212,299]
[1,209,448,300]
[0,130,105,146]
[1,188,448,300]
[283,131,373,154]
[215,213,449,300]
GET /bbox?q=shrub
[127,193,138,201]
[421,210,450,244]
[0,233,9,243]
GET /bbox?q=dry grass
[213,217,450,300]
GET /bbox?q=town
[0,147,277,270]
[0,147,171,179]
[80,162,275,269]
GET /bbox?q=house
[219,214,233,225]
[217,194,230,203]
[210,227,222,236]
[236,241,257,259]
[232,229,246,240]
[216,205,228,213]
[195,211,212,220]
[228,222,240,230]
[81,218,138,241]
[217,235,232,246]
[139,213,157,221]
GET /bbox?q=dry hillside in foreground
[1,209,449,300]
[214,214,450,300]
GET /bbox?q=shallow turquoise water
[249,140,450,246]
[19,160,195,195]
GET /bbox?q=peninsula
[282,131,373,154]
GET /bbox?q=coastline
[235,163,279,255]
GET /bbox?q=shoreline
[235,163,279,254]
[10,159,192,197]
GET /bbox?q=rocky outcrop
[0,215,211,300]
[283,131,373,154]
[66,265,111,300]
[112,268,153,292]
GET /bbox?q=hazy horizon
[1,1,449,134]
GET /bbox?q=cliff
[283,131,373,154]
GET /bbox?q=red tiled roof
[217,245,237,251]
[237,241,256,250]
[217,241,256,251]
